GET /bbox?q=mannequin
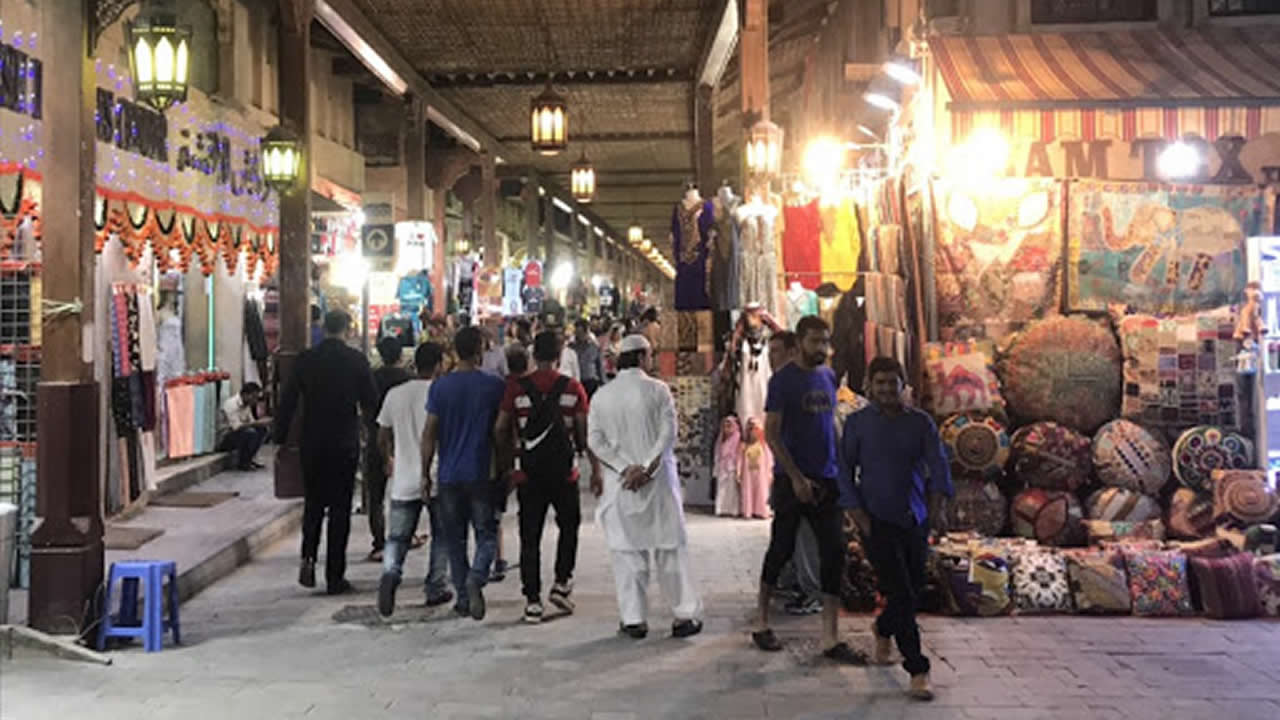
[739,416,772,520]
[735,189,780,318]
[714,416,743,517]
[673,181,715,311]
[712,182,742,313]
[785,281,819,326]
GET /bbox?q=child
[739,416,772,520]
[714,416,742,517]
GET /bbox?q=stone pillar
[522,175,540,262]
[30,0,102,635]
[273,0,313,500]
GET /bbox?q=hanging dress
[735,202,780,317]
[711,188,742,312]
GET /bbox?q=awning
[932,29,1280,143]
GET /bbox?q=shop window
[1210,0,1280,14]
[1031,0,1157,23]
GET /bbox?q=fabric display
[1086,487,1163,523]
[921,340,1003,418]
[871,224,902,277]
[163,373,225,460]
[1011,489,1083,546]
[713,417,741,518]
[1001,315,1122,433]
[940,412,1010,483]
[782,198,822,289]
[831,285,869,392]
[672,197,715,311]
[1011,550,1072,614]
[671,376,714,500]
[711,187,742,313]
[1084,519,1167,545]
[1210,469,1279,526]
[1065,549,1132,614]
[820,199,862,291]
[1110,306,1241,432]
[735,200,780,316]
[1068,181,1264,314]
[1188,553,1262,619]
[1008,421,1092,493]
[1167,487,1216,540]
[396,272,434,318]
[864,272,909,367]
[933,546,1015,617]
[947,478,1008,537]
[1124,549,1195,617]
[1256,554,1280,616]
[784,285,819,328]
[1172,425,1255,492]
[1091,419,1171,495]
[109,284,157,437]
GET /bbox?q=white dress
[734,337,771,427]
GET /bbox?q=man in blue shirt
[752,316,865,665]
[841,356,953,702]
[422,326,507,621]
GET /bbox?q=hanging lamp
[745,119,784,177]
[127,0,192,112]
[261,124,303,195]
[530,81,568,155]
[571,151,596,203]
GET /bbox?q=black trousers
[517,470,581,602]
[362,445,388,551]
[219,426,267,469]
[865,515,931,676]
[301,447,358,587]
[760,477,845,596]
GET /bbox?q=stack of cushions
[1065,549,1131,614]
[1167,487,1216,539]
[1086,487,1162,523]
[1000,315,1122,434]
[922,340,1004,418]
[1123,549,1194,617]
[1210,469,1280,526]
[1188,553,1261,619]
[947,478,1008,537]
[1012,489,1083,546]
[1255,554,1280,616]
[933,548,1015,616]
[1172,425,1254,492]
[1092,419,1170,495]
[1011,550,1071,613]
[940,412,1010,483]
[1007,421,1092,493]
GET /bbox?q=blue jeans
[382,498,450,598]
[438,481,498,600]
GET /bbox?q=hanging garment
[166,385,195,459]
[734,336,771,426]
[782,199,822,289]
[820,200,861,291]
[713,417,742,517]
[673,197,715,311]
[832,283,868,392]
[244,298,269,363]
[735,202,780,317]
[785,286,819,327]
[876,224,903,277]
[138,288,157,372]
[711,188,742,312]
[739,433,773,520]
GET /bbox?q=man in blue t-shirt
[751,315,866,665]
[422,326,506,621]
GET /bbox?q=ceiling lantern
[530,81,568,156]
[570,152,596,203]
[127,2,192,112]
[627,224,643,246]
[745,119,784,177]
[639,238,652,253]
[262,125,303,195]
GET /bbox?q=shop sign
[1006,133,1280,183]
[0,40,41,120]
[363,194,395,260]
[95,88,168,162]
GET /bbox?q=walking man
[421,326,507,620]
[276,310,377,595]
[841,356,952,701]
[571,318,605,396]
[752,316,863,663]
[588,334,702,639]
[366,336,413,562]
[496,331,594,623]
[219,382,269,471]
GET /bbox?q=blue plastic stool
[97,561,181,652]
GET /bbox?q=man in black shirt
[364,337,412,562]
[276,310,378,594]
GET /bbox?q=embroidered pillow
[1124,550,1194,617]
[1092,419,1170,495]
[922,340,1004,418]
[1065,550,1130,614]
[1167,487,1216,540]
[1188,553,1261,619]
[1211,469,1280,526]
[1008,421,1093,493]
[1084,519,1166,545]
[1001,315,1122,434]
[1012,551,1072,614]
[1086,487,1163,523]
[946,477,1008,537]
[941,412,1011,482]
[1255,554,1280,617]
[933,549,980,616]
[970,549,1015,617]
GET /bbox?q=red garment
[782,200,822,289]
[501,369,589,483]
[523,261,543,288]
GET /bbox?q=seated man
[220,382,269,470]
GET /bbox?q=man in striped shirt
[495,331,597,624]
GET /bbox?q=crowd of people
[268,306,952,703]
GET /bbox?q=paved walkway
[4,488,1280,720]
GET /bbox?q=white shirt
[377,379,437,501]
[559,346,581,380]
[588,368,686,551]
[481,346,508,378]
[221,394,255,431]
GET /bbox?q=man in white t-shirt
[376,341,452,617]
[218,382,269,471]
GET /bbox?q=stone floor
[4,489,1280,720]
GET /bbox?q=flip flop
[752,629,783,652]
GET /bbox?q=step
[153,453,234,497]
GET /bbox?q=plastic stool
[97,560,181,652]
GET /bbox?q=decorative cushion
[1084,519,1166,545]
[970,549,1015,617]
[922,340,1004,418]
[1091,419,1171,494]
[1174,537,1236,558]
[946,478,1008,537]
[1012,551,1072,614]
[1086,487,1163,523]
[1211,469,1280,526]
[1167,487,1216,539]
[941,413,1010,482]
[1008,421,1092,492]
[932,549,981,616]
[1188,553,1261,619]
[1124,550,1195,617]
[1011,489,1084,546]
[1172,426,1254,492]
[1001,315,1122,434]
[1066,549,1131,614]
[1111,306,1240,432]
[1255,554,1280,616]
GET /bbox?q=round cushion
[1092,420,1171,495]
[1011,489,1084,546]
[1172,426,1254,492]
[941,413,1010,482]
[1001,316,1122,433]
[946,478,1008,537]
[1085,487,1163,522]
[1008,421,1092,492]
[1166,487,1215,539]
[1211,469,1280,525]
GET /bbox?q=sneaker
[298,559,316,588]
[467,580,486,621]
[784,595,823,616]
[524,602,545,624]
[490,559,508,583]
[871,622,893,665]
[425,589,454,607]
[548,581,575,614]
[378,573,399,618]
[909,672,935,702]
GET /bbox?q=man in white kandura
[588,334,703,640]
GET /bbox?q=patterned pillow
[970,549,1015,617]
[1008,421,1093,492]
[941,413,1011,482]
[1086,487,1163,523]
[1012,489,1084,546]
[923,340,1004,417]
[1001,315,1122,434]
[1255,554,1280,617]
[1084,519,1166,545]
[1173,426,1254,492]
[1211,469,1280,526]
[1012,551,1072,614]
[1167,487,1216,539]
[946,477,1008,537]
[932,549,981,616]
[1066,550,1131,614]
[1092,419,1171,495]
[1124,550,1194,617]
[1188,553,1261,619]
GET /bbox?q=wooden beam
[697,0,739,88]
[428,68,692,88]
[544,167,694,177]
[497,131,693,144]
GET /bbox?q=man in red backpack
[496,330,597,624]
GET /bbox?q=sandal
[751,629,783,652]
[822,641,869,665]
